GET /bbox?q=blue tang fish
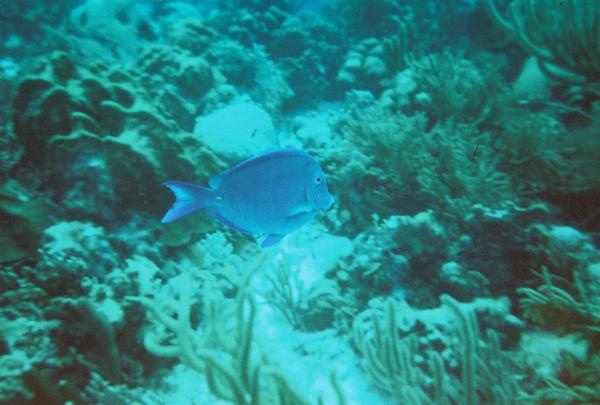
[161,148,334,247]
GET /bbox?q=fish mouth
[309,187,334,210]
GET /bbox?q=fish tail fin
[161,181,214,223]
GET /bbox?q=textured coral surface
[1,0,599,403]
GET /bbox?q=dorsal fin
[209,148,311,189]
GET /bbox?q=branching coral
[441,295,521,405]
[415,121,515,228]
[352,296,522,404]
[408,50,502,124]
[342,100,515,230]
[518,267,600,345]
[493,110,582,196]
[484,0,600,103]
[264,256,354,332]
[517,267,600,402]
[264,257,305,331]
[134,277,312,405]
[340,102,429,214]
[134,257,347,404]
[492,107,600,209]
[352,299,432,402]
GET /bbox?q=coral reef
[408,50,502,124]
[333,0,476,51]
[335,211,448,307]
[0,180,54,262]
[11,51,225,223]
[488,96,600,233]
[136,43,221,130]
[517,267,600,402]
[353,295,522,403]
[339,97,514,230]
[166,19,221,55]
[193,97,278,161]
[336,32,406,93]
[492,109,589,195]
[333,0,404,37]
[67,0,158,62]
[220,3,290,48]
[2,1,600,403]
[269,17,344,106]
[264,247,356,332]
[213,2,344,108]
[485,0,600,104]
[134,265,347,404]
[456,202,551,292]
[137,285,307,404]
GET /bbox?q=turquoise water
[1,0,599,403]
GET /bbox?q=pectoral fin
[260,234,285,248]
[287,204,313,217]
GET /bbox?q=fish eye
[314,176,323,184]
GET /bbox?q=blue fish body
[161,148,334,247]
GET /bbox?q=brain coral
[12,51,135,165]
[11,51,225,221]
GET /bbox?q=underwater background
[1,0,600,403]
